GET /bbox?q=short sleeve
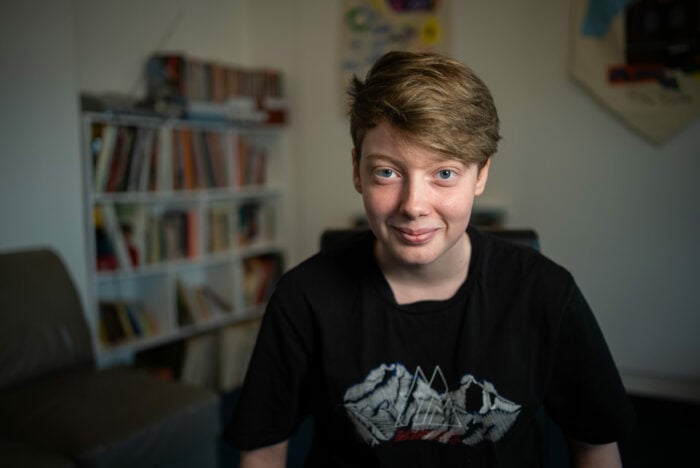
[544,282,636,444]
[223,275,316,450]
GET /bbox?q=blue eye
[437,169,454,180]
[377,168,395,178]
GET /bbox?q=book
[175,277,195,326]
[93,124,118,192]
[126,129,145,192]
[99,203,133,270]
[98,300,157,346]
[185,282,206,323]
[249,145,267,185]
[103,301,155,343]
[126,127,157,192]
[124,127,146,191]
[192,130,216,188]
[157,129,172,191]
[145,214,161,264]
[186,208,198,258]
[115,204,148,267]
[210,62,228,102]
[171,129,183,190]
[115,303,136,340]
[200,285,233,313]
[218,319,261,391]
[242,254,281,306]
[238,202,261,245]
[180,333,218,388]
[238,202,273,246]
[106,126,136,192]
[235,134,249,187]
[161,209,188,260]
[136,304,158,335]
[145,130,160,191]
[256,256,280,304]
[208,204,233,253]
[99,302,126,345]
[205,131,227,188]
[180,128,197,189]
[233,135,268,187]
[94,206,117,271]
[193,286,212,321]
[124,304,144,337]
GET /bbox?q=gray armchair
[0,248,220,468]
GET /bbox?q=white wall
[0,0,87,304]
[1,0,698,400]
[74,0,252,96]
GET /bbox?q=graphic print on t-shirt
[343,363,521,446]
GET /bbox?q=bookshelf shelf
[81,111,287,364]
[94,241,284,281]
[91,185,283,203]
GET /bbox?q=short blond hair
[348,51,500,168]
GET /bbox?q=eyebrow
[363,152,465,167]
[362,153,398,163]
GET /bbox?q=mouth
[391,226,439,245]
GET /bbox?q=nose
[399,177,430,218]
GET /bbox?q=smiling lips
[392,226,440,245]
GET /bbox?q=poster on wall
[570,0,700,144]
[339,0,450,106]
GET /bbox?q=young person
[225,51,634,467]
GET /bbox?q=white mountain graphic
[343,363,521,446]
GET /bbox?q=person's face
[353,120,489,269]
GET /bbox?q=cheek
[362,186,396,217]
[440,191,476,218]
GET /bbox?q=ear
[352,149,363,194]
[474,159,490,196]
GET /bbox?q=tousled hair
[348,51,500,168]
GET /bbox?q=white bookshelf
[81,111,287,365]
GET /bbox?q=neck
[377,234,471,305]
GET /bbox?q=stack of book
[242,254,282,307]
[98,301,158,347]
[91,123,235,194]
[175,277,233,326]
[146,53,287,124]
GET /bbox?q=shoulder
[473,227,565,271]
[275,229,373,295]
[470,226,576,303]
[264,230,374,329]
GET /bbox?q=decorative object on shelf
[570,0,700,144]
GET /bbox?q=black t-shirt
[225,227,634,467]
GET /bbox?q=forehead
[360,120,458,166]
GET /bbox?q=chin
[387,244,444,267]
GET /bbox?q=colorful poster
[340,0,450,104]
[570,0,700,144]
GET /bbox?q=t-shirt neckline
[366,226,482,315]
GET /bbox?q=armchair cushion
[0,433,75,468]
[0,247,221,467]
[0,367,219,467]
[0,248,93,390]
